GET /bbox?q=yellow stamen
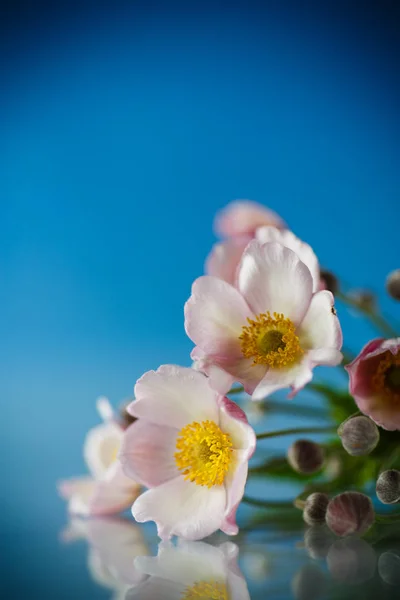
[239,311,303,368]
[182,581,228,599]
[175,421,233,488]
[372,352,400,402]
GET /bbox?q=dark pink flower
[346,338,400,430]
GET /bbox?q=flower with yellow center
[175,421,233,488]
[239,311,303,368]
[186,241,342,400]
[346,338,400,431]
[120,365,256,540]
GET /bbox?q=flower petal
[252,361,313,400]
[135,541,228,586]
[221,455,249,536]
[119,420,180,488]
[298,290,343,351]
[132,477,226,541]
[185,276,253,357]
[255,226,320,292]
[215,200,285,237]
[218,396,256,454]
[58,476,138,516]
[83,421,124,479]
[193,349,267,395]
[192,347,236,395]
[130,366,219,429]
[238,241,313,324]
[126,578,183,600]
[205,236,251,285]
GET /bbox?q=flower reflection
[61,517,149,599]
[326,538,377,585]
[126,539,250,600]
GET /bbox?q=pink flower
[346,338,400,430]
[186,241,343,399]
[58,398,141,516]
[119,365,256,541]
[215,200,285,238]
[206,226,321,291]
[127,540,250,600]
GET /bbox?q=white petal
[119,420,180,488]
[96,396,115,422]
[255,226,320,292]
[84,421,124,479]
[299,290,343,351]
[238,241,313,324]
[252,362,312,400]
[135,541,227,586]
[126,578,184,600]
[130,366,219,429]
[221,454,249,536]
[132,477,226,541]
[184,276,252,356]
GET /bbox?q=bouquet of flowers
[59,200,400,543]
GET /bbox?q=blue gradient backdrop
[1,1,399,597]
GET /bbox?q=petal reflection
[126,540,250,600]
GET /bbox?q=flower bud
[378,551,400,586]
[376,469,400,504]
[320,269,339,295]
[304,525,335,559]
[325,492,375,537]
[287,440,325,474]
[338,415,380,456]
[303,493,330,526]
[327,538,376,584]
[386,269,400,301]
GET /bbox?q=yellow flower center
[181,581,228,600]
[175,421,233,488]
[372,352,400,401]
[239,311,303,367]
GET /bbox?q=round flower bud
[327,538,376,584]
[338,415,380,456]
[386,269,400,301]
[320,269,339,296]
[291,564,326,600]
[325,492,375,537]
[287,440,325,475]
[303,493,330,526]
[376,469,400,504]
[304,525,335,559]
[378,551,400,586]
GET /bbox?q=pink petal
[130,365,219,429]
[119,420,180,488]
[218,396,256,454]
[192,348,236,395]
[238,241,313,325]
[215,200,285,238]
[221,455,249,536]
[59,476,138,516]
[184,276,253,357]
[298,290,343,352]
[132,477,226,541]
[255,226,320,292]
[205,236,251,285]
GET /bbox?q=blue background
[1,1,399,597]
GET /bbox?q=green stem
[376,513,400,525]
[256,425,336,440]
[337,291,398,338]
[242,495,294,509]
